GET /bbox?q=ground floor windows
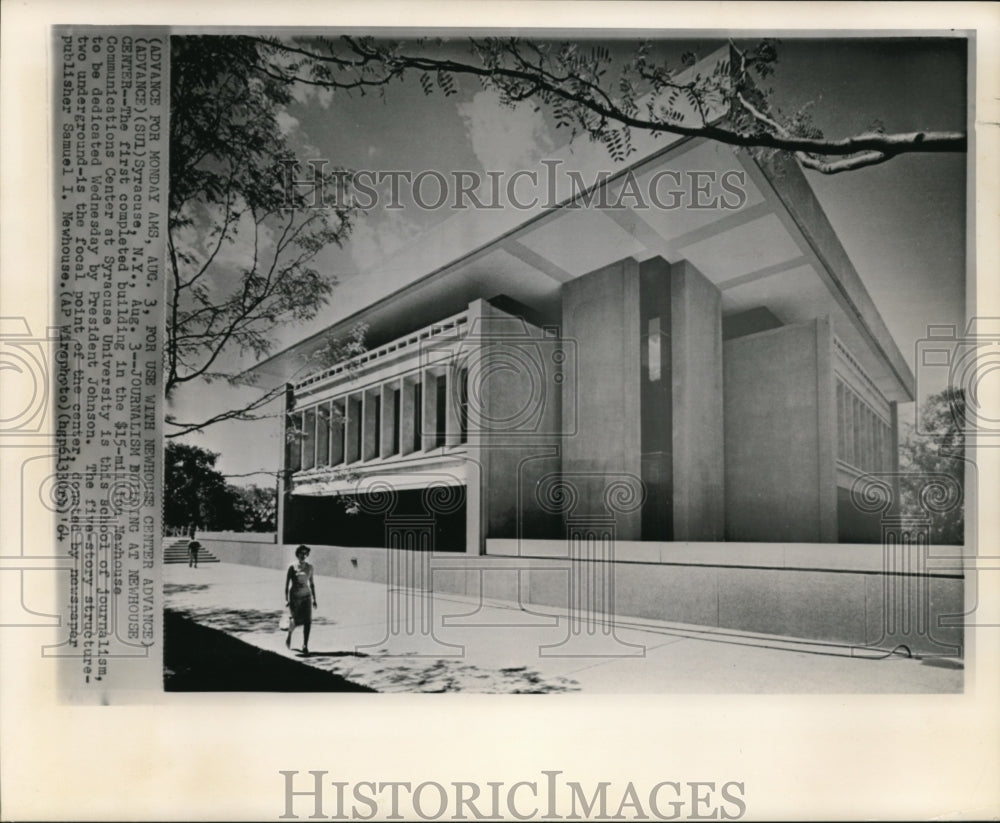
[284,489,467,551]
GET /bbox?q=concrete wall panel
[670,260,725,540]
[561,259,642,538]
[614,562,719,626]
[723,319,837,542]
[466,299,563,549]
[206,540,962,656]
[525,568,571,612]
[864,572,964,656]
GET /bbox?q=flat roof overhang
[248,136,915,404]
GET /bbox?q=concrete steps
[163,537,220,565]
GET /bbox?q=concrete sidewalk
[164,562,963,693]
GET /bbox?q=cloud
[274,107,321,158]
[275,109,300,137]
[456,89,554,172]
[289,82,335,110]
[348,209,424,272]
[172,207,278,285]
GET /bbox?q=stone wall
[202,537,964,657]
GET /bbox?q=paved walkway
[164,562,963,694]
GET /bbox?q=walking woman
[284,545,317,654]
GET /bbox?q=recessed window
[458,367,469,443]
[371,394,382,460]
[647,317,661,382]
[413,381,423,452]
[391,387,401,455]
[435,374,447,449]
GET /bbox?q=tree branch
[251,36,966,175]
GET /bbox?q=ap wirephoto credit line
[52,27,168,695]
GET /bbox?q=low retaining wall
[198,531,276,544]
[202,539,965,657]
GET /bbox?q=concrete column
[345,394,361,463]
[400,378,417,456]
[463,299,488,555]
[330,399,345,465]
[890,401,901,515]
[815,317,838,542]
[362,389,379,461]
[380,381,398,457]
[445,365,461,447]
[277,384,292,544]
[422,369,440,451]
[669,260,725,540]
[464,458,484,555]
[561,258,643,539]
[723,318,838,542]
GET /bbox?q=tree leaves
[167,36,364,430]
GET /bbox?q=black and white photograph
[158,30,969,695]
[1,2,998,821]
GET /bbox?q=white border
[2,2,998,820]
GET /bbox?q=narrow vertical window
[355,405,362,461]
[458,367,469,443]
[391,387,401,455]
[836,381,845,462]
[852,396,862,470]
[413,381,423,452]
[435,374,447,449]
[346,395,362,463]
[647,317,661,382]
[372,394,382,459]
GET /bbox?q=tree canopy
[899,388,966,545]
[166,36,362,437]
[164,441,277,532]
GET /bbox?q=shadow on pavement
[163,610,374,692]
[297,651,370,659]
[170,605,337,635]
[164,583,211,595]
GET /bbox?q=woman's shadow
[295,650,369,659]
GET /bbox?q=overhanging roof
[248,133,915,404]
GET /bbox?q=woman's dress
[287,563,313,625]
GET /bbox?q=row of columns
[291,363,469,471]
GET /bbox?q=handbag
[279,609,290,631]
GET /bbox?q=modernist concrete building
[239,124,962,656]
[262,136,908,551]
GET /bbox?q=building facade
[237,131,965,656]
[280,252,900,553]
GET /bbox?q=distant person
[188,540,201,568]
[284,545,317,655]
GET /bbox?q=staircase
[163,537,221,565]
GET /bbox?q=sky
[168,35,969,485]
